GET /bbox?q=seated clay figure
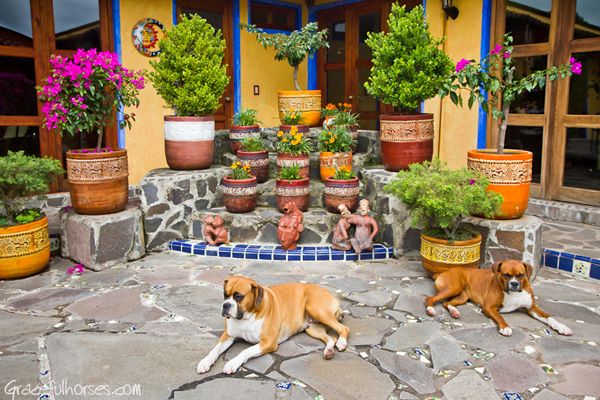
[203,215,229,245]
[277,202,304,251]
[348,199,378,253]
[332,204,353,251]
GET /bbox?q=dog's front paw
[426,306,436,316]
[197,357,213,374]
[335,336,347,352]
[223,358,243,374]
[499,326,513,336]
[447,305,460,319]
[548,318,572,335]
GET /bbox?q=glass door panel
[0,0,34,47]
[563,127,600,190]
[327,20,345,63]
[358,12,380,60]
[568,51,600,115]
[53,0,101,50]
[505,0,552,45]
[0,126,40,157]
[506,125,544,183]
[326,70,345,106]
[0,56,37,117]
[510,56,548,114]
[574,0,600,40]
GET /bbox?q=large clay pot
[379,113,434,172]
[276,177,310,213]
[278,90,321,127]
[66,148,129,215]
[229,124,260,155]
[223,176,257,213]
[164,115,214,170]
[324,177,360,213]
[467,149,532,219]
[237,150,269,183]
[420,233,482,278]
[0,216,50,279]
[319,151,352,181]
[277,151,310,179]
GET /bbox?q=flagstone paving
[0,252,599,399]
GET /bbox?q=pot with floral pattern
[380,113,434,172]
[237,150,269,183]
[324,176,360,213]
[276,124,312,178]
[223,162,257,213]
[276,176,310,213]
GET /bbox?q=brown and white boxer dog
[425,260,572,336]
[197,276,350,374]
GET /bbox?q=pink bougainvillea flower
[571,60,582,75]
[570,57,577,65]
[490,44,502,56]
[456,59,470,72]
[502,51,512,59]
[469,179,476,185]
[67,264,84,274]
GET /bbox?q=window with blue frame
[249,1,300,32]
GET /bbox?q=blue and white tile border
[168,240,394,262]
[542,248,600,280]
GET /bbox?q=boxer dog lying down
[425,260,572,336]
[197,276,350,374]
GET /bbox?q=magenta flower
[469,179,476,185]
[502,51,512,59]
[456,59,470,72]
[67,264,84,274]
[490,44,502,56]
[570,59,582,75]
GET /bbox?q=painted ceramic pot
[0,216,50,279]
[277,151,310,179]
[66,148,128,215]
[275,177,310,213]
[164,115,214,170]
[223,176,257,213]
[420,233,482,278]
[229,124,260,155]
[379,113,434,172]
[319,151,353,181]
[278,90,321,127]
[324,177,360,213]
[237,150,269,183]
[467,149,533,219]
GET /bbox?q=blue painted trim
[477,0,492,149]
[248,0,302,31]
[307,8,317,91]
[111,0,125,149]
[423,0,426,12]
[233,0,241,114]
[173,0,177,26]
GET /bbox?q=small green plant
[318,125,356,153]
[384,158,503,241]
[232,108,261,126]
[364,4,453,114]
[229,161,253,180]
[239,136,268,152]
[279,109,305,125]
[276,125,313,155]
[320,103,360,127]
[0,151,65,226]
[329,167,356,180]
[149,14,230,116]
[240,22,329,91]
[278,163,304,182]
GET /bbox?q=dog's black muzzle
[222,302,232,318]
[508,280,522,292]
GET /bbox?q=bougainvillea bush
[36,49,145,152]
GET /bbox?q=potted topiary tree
[150,14,230,170]
[0,151,64,279]
[237,136,270,183]
[240,22,329,127]
[230,108,261,155]
[317,125,356,181]
[384,158,503,277]
[365,4,453,172]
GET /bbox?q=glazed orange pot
[467,149,532,219]
[278,90,321,127]
[420,233,482,278]
[0,216,50,279]
[379,114,434,172]
[319,151,352,181]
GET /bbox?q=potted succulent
[384,158,503,277]
[230,108,261,155]
[317,125,356,181]
[0,151,64,279]
[440,34,581,219]
[37,49,145,215]
[324,167,360,214]
[223,161,257,213]
[237,136,270,183]
[276,111,313,179]
[240,22,329,127]
[365,4,453,172]
[276,163,310,213]
[149,14,230,170]
[320,103,360,152]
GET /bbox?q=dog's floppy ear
[252,283,264,309]
[523,262,534,279]
[223,278,230,289]
[491,261,502,274]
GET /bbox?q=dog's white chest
[226,314,264,344]
[499,291,532,313]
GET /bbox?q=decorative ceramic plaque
[132,18,165,57]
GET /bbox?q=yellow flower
[243,165,251,172]
[282,137,288,143]
[329,138,334,144]
[294,133,303,141]
[231,163,237,169]
[290,126,298,134]
[277,131,283,137]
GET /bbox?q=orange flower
[277,131,284,137]
[290,125,298,134]
[326,103,336,110]
[282,137,288,143]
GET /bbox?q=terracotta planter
[66,148,129,215]
[279,124,310,135]
[420,233,482,278]
[278,90,321,127]
[467,149,532,219]
[277,151,310,179]
[0,216,50,279]
[164,115,214,170]
[379,113,434,172]
[324,177,360,213]
[223,176,257,213]
[237,150,269,183]
[319,151,353,181]
[229,124,260,155]
[276,177,310,213]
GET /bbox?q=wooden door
[177,0,234,129]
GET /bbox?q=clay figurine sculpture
[203,215,229,245]
[332,204,353,251]
[277,202,304,251]
[348,199,378,253]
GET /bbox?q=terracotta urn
[277,152,310,179]
[324,176,360,213]
[319,151,352,181]
[277,90,321,127]
[163,115,214,170]
[0,216,50,279]
[379,113,434,171]
[237,149,269,183]
[229,124,260,155]
[223,176,257,213]
[275,176,310,213]
[420,233,482,278]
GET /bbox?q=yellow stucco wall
[120,0,172,185]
